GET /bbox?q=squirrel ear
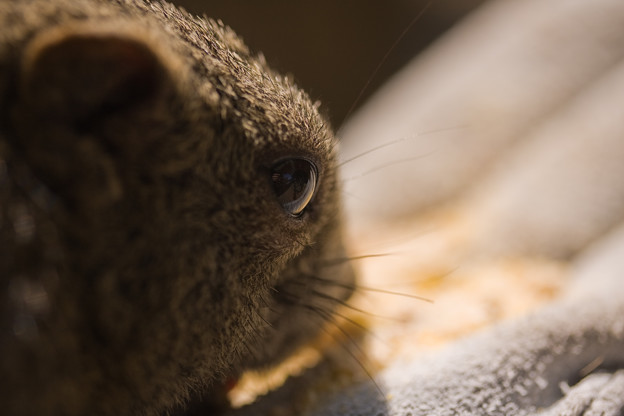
[13,27,182,210]
[20,26,176,125]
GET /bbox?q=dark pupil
[271,159,317,216]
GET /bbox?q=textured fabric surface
[307,235,624,415]
[316,0,624,414]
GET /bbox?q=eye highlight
[270,158,318,216]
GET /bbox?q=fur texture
[0,0,353,414]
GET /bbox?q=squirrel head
[0,1,354,414]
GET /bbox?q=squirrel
[0,0,354,414]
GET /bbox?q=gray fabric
[308,0,624,413]
[306,231,624,415]
[340,0,624,234]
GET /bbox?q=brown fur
[0,0,353,414]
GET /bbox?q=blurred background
[169,0,486,128]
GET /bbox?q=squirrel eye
[270,158,318,216]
